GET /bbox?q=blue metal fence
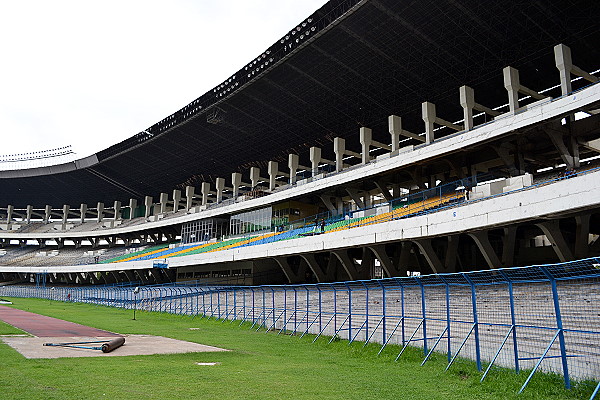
[2,257,600,396]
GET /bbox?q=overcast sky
[0,0,328,160]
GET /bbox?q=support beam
[554,44,598,96]
[215,177,225,203]
[422,102,463,144]
[172,190,182,212]
[503,66,548,113]
[144,196,153,218]
[128,199,137,220]
[299,253,327,283]
[345,188,365,209]
[273,257,305,284]
[413,239,445,273]
[574,214,591,259]
[368,245,401,277]
[200,182,211,206]
[185,186,195,209]
[459,85,501,131]
[536,221,574,262]
[331,250,366,281]
[159,193,169,214]
[468,231,501,269]
[502,226,517,268]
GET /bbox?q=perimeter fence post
[416,277,427,356]
[293,287,298,332]
[283,286,287,332]
[345,283,352,341]
[540,266,571,389]
[499,270,520,373]
[332,284,337,334]
[462,274,482,371]
[439,275,452,362]
[378,281,386,344]
[317,285,322,333]
[271,287,276,328]
[261,287,266,328]
[305,286,310,334]
[363,282,369,342]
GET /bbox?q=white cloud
[0,0,328,159]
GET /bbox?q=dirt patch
[2,334,228,359]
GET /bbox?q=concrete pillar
[128,199,137,220]
[459,85,475,131]
[96,202,104,223]
[503,66,520,112]
[554,44,573,96]
[6,205,14,223]
[421,102,436,144]
[159,193,168,214]
[144,196,153,218]
[268,161,278,191]
[172,189,182,212]
[80,203,87,223]
[388,115,401,151]
[310,147,321,176]
[62,205,70,224]
[44,205,51,223]
[250,167,261,188]
[113,201,122,219]
[215,177,225,203]
[359,127,372,164]
[231,173,242,198]
[288,154,299,184]
[185,186,195,209]
[200,182,210,206]
[26,205,33,223]
[333,137,345,172]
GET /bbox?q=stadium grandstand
[0,0,599,287]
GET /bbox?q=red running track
[0,305,119,337]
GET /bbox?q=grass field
[0,298,595,400]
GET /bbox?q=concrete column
[113,201,122,219]
[421,102,436,144]
[299,254,327,283]
[26,205,33,223]
[231,173,242,199]
[172,189,182,212]
[185,186,195,209]
[215,177,225,203]
[159,193,168,214]
[268,161,278,191]
[468,231,501,269]
[250,167,261,188]
[80,203,87,223]
[144,196,153,218]
[44,205,51,223]
[62,205,70,224]
[309,147,321,176]
[503,66,520,112]
[96,202,104,223]
[459,85,475,131]
[359,127,372,164]
[333,137,345,172]
[388,115,401,151]
[319,195,337,213]
[128,199,137,219]
[6,205,14,223]
[288,154,299,184]
[554,44,573,96]
[200,182,210,206]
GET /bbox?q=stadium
[1,0,600,397]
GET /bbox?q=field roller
[43,337,125,353]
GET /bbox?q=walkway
[0,305,119,337]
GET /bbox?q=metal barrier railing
[2,257,599,396]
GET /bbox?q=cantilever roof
[2,0,599,207]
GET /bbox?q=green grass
[0,320,28,336]
[0,298,595,400]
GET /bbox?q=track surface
[0,305,119,337]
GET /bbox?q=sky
[0,0,328,161]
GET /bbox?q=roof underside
[2,0,600,208]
